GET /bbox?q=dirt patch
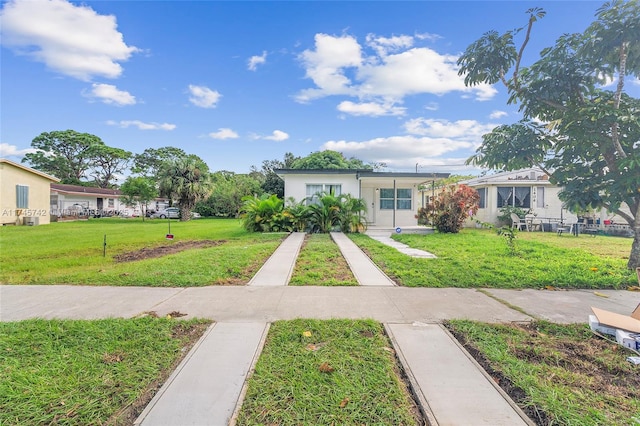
[446,321,640,425]
[114,240,225,263]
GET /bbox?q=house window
[16,185,29,208]
[108,198,115,208]
[380,188,412,210]
[306,184,342,204]
[497,186,530,208]
[476,188,486,209]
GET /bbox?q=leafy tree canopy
[291,150,372,170]
[120,176,158,221]
[458,0,640,269]
[131,147,188,179]
[23,130,104,185]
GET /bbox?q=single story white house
[276,169,449,229]
[50,183,170,218]
[464,168,629,231]
[0,158,60,225]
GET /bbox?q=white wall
[283,173,360,203]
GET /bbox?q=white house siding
[466,169,578,228]
[0,159,59,225]
[283,173,360,204]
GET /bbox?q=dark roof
[51,183,122,196]
[274,169,449,179]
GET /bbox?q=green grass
[0,317,211,425]
[236,319,421,425]
[0,218,285,286]
[446,320,640,425]
[349,229,635,288]
[289,234,358,286]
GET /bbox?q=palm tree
[339,194,367,233]
[158,157,211,221]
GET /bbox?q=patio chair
[511,213,528,231]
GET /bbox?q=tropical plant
[240,194,292,232]
[158,157,211,222]
[284,198,309,232]
[339,194,367,233]
[497,206,530,226]
[457,1,640,268]
[306,192,343,233]
[420,184,480,233]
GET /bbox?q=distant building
[0,158,59,226]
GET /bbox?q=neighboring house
[464,168,575,229]
[50,183,170,218]
[465,168,632,234]
[50,183,128,217]
[0,158,60,226]
[276,169,449,229]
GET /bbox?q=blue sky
[2,0,631,176]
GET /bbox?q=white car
[151,207,180,219]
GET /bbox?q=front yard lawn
[447,320,640,425]
[289,234,358,286]
[236,319,422,425]
[349,229,635,288]
[0,317,211,425]
[0,218,284,286]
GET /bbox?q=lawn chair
[511,213,528,231]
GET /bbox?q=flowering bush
[418,184,480,233]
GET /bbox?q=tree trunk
[179,206,191,222]
[628,225,640,270]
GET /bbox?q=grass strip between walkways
[349,229,635,288]
[236,319,422,425]
[447,320,640,426]
[0,317,211,425]
[289,234,358,286]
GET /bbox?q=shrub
[419,184,480,233]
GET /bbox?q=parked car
[151,208,202,219]
[151,207,180,219]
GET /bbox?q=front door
[362,187,376,225]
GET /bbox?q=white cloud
[106,120,175,130]
[403,118,496,141]
[86,83,136,105]
[0,143,36,157]
[366,34,414,57]
[208,128,239,139]
[337,100,405,117]
[321,118,498,170]
[296,32,497,105]
[188,85,221,108]
[415,32,442,42]
[0,0,138,81]
[489,110,508,119]
[424,102,439,111]
[264,130,289,141]
[248,51,267,71]
[295,33,362,102]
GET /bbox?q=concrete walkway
[2,232,638,426]
[135,322,268,426]
[247,232,305,286]
[330,232,396,286]
[366,229,437,258]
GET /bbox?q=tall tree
[195,171,262,217]
[158,157,212,221]
[131,147,188,179]
[457,1,640,269]
[91,145,132,188]
[291,150,372,170]
[258,152,300,197]
[120,176,158,221]
[23,130,104,184]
